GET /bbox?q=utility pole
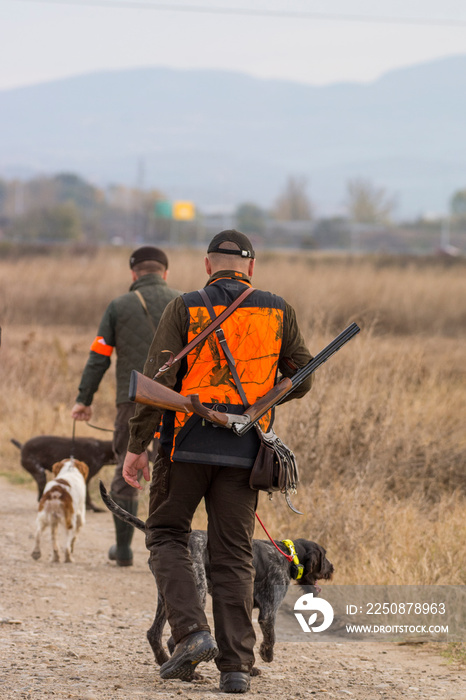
[133,157,145,244]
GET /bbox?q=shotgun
[129,322,360,435]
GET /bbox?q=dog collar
[281,539,304,580]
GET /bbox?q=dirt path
[1,477,464,700]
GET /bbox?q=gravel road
[1,477,464,700]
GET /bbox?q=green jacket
[76,273,180,406]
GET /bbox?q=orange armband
[90,336,114,357]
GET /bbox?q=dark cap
[129,246,168,270]
[207,230,255,259]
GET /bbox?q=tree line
[0,172,465,249]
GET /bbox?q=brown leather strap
[155,284,255,378]
[133,290,157,334]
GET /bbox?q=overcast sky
[2,0,466,90]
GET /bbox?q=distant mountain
[1,56,465,218]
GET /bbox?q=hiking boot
[108,496,138,566]
[160,630,218,681]
[219,671,251,693]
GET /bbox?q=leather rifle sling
[133,289,157,335]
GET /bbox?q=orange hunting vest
[160,278,286,467]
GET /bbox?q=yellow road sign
[173,200,196,221]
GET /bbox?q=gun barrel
[291,322,360,388]
[233,322,360,435]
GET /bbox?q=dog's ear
[74,459,89,480]
[302,543,334,582]
[51,460,65,476]
[302,544,325,576]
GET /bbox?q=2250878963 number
[365,602,446,615]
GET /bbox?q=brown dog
[12,435,116,511]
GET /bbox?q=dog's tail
[11,438,22,450]
[99,481,146,532]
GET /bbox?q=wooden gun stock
[129,370,231,427]
[129,370,192,413]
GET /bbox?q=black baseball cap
[129,246,169,269]
[207,230,255,259]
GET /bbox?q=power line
[14,0,466,28]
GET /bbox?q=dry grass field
[1,246,465,589]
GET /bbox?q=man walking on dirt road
[71,246,179,566]
[122,231,312,693]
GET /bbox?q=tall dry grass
[1,248,465,586]
[2,248,466,336]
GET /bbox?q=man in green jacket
[71,246,179,566]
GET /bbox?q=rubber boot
[108,496,138,567]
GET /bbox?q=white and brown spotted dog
[31,458,89,563]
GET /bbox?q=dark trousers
[145,458,258,672]
[110,402,140,501]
